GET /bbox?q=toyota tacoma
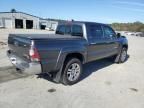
[7,21,128,85]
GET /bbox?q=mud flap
[52,64,63,83]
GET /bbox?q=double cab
[7,21,128,85]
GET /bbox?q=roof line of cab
[58,21,108,26]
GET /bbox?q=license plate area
[10,56,17,65]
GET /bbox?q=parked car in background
[45,27,54,31]
[135,32,143,37]
[0,25,4,28]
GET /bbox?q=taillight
[29,41,40,62]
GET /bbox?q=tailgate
[8,34,31,62]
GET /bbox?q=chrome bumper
[7,50,42,75]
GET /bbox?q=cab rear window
[56,25,65,35]
[71,25,83,37]
[56,24,83,37]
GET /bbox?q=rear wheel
[61,58,82,85]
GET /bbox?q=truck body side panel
[34,39,87,73]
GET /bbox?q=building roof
[0,11,42,19]
[0,12,60,22]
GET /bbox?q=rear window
[56,25,65,35]
[56,24,83,37]
[71,25,83,37]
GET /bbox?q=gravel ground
[0,29,144,108]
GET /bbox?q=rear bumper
[7,50,42,75]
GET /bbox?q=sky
[0,0,144,23]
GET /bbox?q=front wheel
[115,47,127,63]
[61,58,82,85]
[119,47,127,63]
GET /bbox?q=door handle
[90,43,96,45]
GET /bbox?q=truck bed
[9,34,83,40]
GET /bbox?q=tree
[110,22,144,32]
[11,9,16,13]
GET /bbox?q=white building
[40,19,58,30]
[0,12,58,30]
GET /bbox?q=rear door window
[87,24,103,39]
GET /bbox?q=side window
[65,25,71,35]
[88,24,103,39]
[72,25,83,37]
[56,25,65,35]
[103,26,116,38]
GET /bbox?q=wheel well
[64,53,84,64]
[122,44,128,49]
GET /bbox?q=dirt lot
[0,29,144,108]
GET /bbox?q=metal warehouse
[0,12,58,30]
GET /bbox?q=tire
[115,47,127,63]
[61,58,82,85]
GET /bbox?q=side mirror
[117,33,121,38]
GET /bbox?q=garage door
[15,19,23,29]
[5,19,12,28]
[51,23,57,30]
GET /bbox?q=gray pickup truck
[7,21,128,85]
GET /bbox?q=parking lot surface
[0,29,144,108]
